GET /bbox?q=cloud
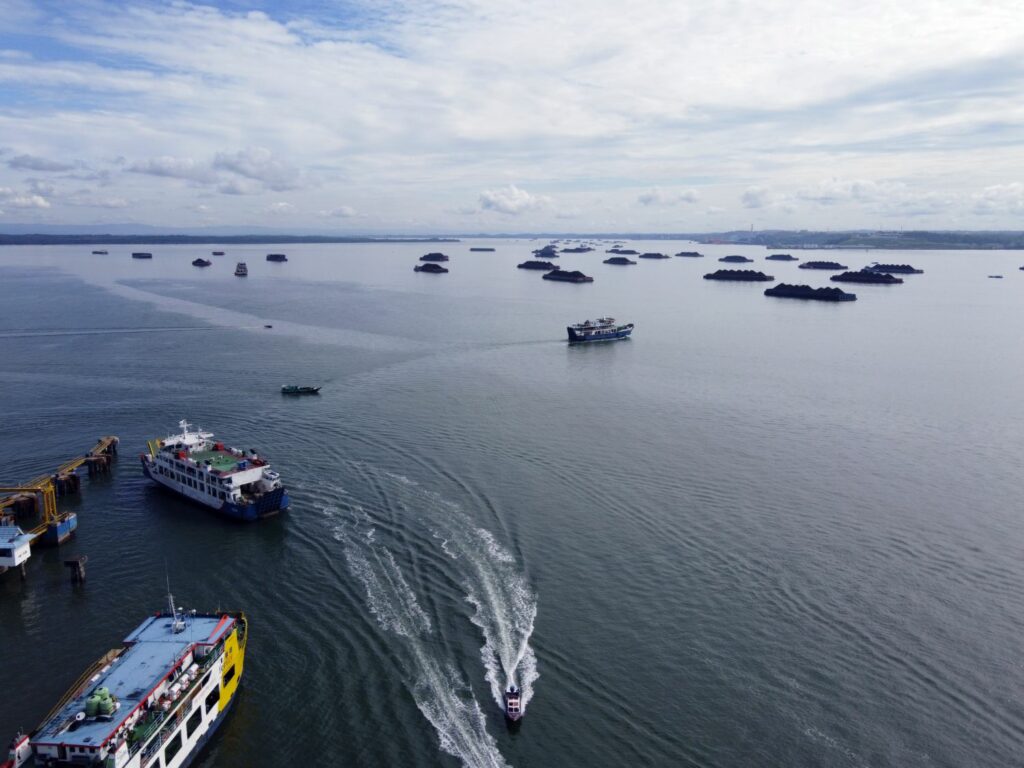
[320,205,357,218]
[971,182,1024,215]
[638,188,699,206]
[212,148,300,191]
[7,154,75,172]
[128,156,213,182]
[478,184,550,215]
[741,186,773,209]
[0,187,50,208]
[266,201,293,214]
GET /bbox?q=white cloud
[0,1,1022,228]
[267,201,293,214]
[972,182,1024,215]
[0,187,50,208]
[478,184,550,215]
[638,188,699,206]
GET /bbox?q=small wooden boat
[281,385,321,395]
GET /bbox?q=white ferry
[3,596,246,768]
[140,421,289,521]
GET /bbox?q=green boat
[281,385,321,395]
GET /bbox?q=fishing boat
[280,385,320,395]
[140,420,289,520]
[234,262,248,277]
[567,317,634,343]
[1,594,246,768]
[503,685,522,722]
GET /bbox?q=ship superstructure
[22,599,246,768]
[141,421,289,520]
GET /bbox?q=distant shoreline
[0,235,460,246]
[2,230,1024,249]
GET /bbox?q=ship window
[164,732,183,763]
[186,708,202,738]
[205,685,220,713]
[223,665,236,685]
[0,548,11,557]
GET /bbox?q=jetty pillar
[64,556,87,585]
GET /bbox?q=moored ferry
[234,262,248,277]
[3,597,245,768]
[141,421,289,520]
[567,317,634,343]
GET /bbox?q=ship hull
[142,459,289,521]
[567,327,633,343]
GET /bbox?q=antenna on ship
[165,565,186,634]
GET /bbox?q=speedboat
[503,684,522,722]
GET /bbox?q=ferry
[0,525,32,577]
[140,421,289,521]
[234,262,248,277]
[2,595,245,768]
[567,317,634,343]
[503,685,522,722]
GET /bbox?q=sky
[1,0,1023,233]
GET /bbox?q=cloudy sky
[1,0,1023,232]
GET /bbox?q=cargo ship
[2,596,246,768]
[567,317,633,343]
[140,420,289,520]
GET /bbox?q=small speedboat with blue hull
[567,317,634,343]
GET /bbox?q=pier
[0,436,118,554]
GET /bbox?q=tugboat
[503,685,523,722]
[567,317,634,343]
[1,594,246,768]
[191,258,212,268]
[234,262,248,277]
[140,420,289,520]
[281,385,321,395]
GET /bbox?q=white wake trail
[333,507,511,768]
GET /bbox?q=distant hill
[0,233,459,245]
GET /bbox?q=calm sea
[1,241,1023,767]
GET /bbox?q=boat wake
[326,467,538,766]
[436,523,539,713]
[335,508,511,768]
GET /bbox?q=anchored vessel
[503,685,522,722]
[704,269,774,282]
[280,385,320,395]
[141,421,289,520]
[765,283,857,302]
[131,253,152,260]
[543,269,593,283]
[799,260,847,270]
[234,263,248,277]
[4,596,246,768]
[567,317,634,343]
[266,253,287,262]
[414,263,448,273]
[191,259,212,268]
[866,263,923,274]
[719,255,753,263]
